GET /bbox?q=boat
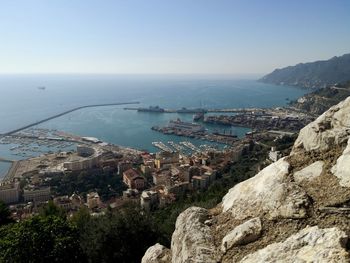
[38,86,46,90]
[193,112,205,121]
[169,119,205,132]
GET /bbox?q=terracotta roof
[123,168,141,180]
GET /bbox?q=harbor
[124,105,266,114]
[151,140,218,154]
[151,118,239,145]
[2,101,140,136]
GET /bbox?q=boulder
[240,226,349,263]
[221,217,262,253]
[222,158,309,220]
[292,97,350,154]
[171,207,218,263]
[294,161,324,183]
[332,138,350,187]
[141,243,171,263]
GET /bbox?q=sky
[0,0,349,75]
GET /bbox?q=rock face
[221,217,262,253]
[332,138,350,187]
[222,158,309,220]
[240,226,349,263]
[171,207,217,263]
[292,96,350,153]
[142,243,171,263]
[143,96,350,263]
[294,160,324,183]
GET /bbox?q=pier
[124,107,263,114]
[0,157,15,163]
[1,101,140,136]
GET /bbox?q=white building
[23,187,51,203]
[0,182,20,204]
[140,190,158,211]
[269,147,282,162]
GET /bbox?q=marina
[151,140,214,154]
[0,128,82,160]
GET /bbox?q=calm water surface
[0,75,307,177]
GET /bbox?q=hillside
[290,81,350,115]
[260,53,350,89]
[143,96,350,262]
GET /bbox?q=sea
[0,74,307,178]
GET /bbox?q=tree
[78,204,161,263]
[0,201,13,226]
[39,200,66,218]
[0,215,85,263]
[70,206,91,231]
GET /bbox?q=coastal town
[0,103,299,220]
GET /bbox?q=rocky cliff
[142,96,350,263]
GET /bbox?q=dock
[124,107,263,114]
[0,157,15,163]
[1,101,140,136]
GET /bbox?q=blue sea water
[0,74,307,177]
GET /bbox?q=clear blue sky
[0,0,349,74]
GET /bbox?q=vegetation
[0,141,280,262]
[260,53,350,89]
[39,200,66,218]
[290,81,350,115]
[0,201,13,226]
[0,215,84,263]
[76,203,161,263]
[49,170,127,201]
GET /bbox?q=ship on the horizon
[37,86,46,90]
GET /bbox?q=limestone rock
[222,158,309,220]
[292,96,350,154]
[240,226,349,263]
[221,217,262,253]
[294,161,324,183]
[171,207,217,263]
[332,138,350,187]
[141,243,171,263]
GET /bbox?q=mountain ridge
[260,53,350,89]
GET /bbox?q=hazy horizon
[0,0,349,75]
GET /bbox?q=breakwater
[2,101,140,136]
[0,157,14,163]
